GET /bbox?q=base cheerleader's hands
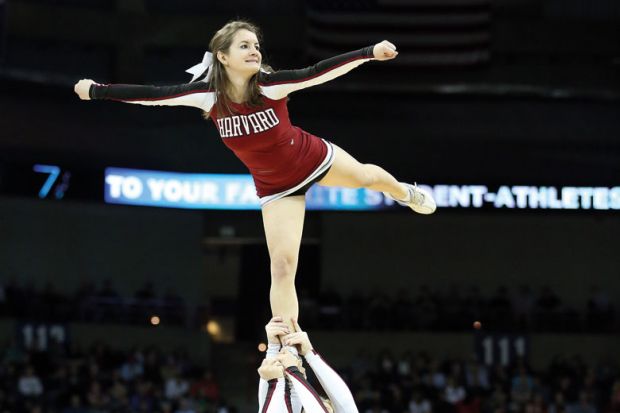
[283,318,313,356]
[373,40,398,61]
[74,79,95,100]
[258,358,284,381]
[265,316,291,345]
[276,349,302,370]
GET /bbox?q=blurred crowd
[331,351,620,413]
[0,342,227,413]
[299,284,617,333]
[0,279,616,333]
[2,341,620,413]
[0,279,199,327]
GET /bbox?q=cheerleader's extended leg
[318,144,436,214]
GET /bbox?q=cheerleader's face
[218,29,262,76]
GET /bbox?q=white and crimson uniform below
[89,46,375,205]
[258,344,359,413]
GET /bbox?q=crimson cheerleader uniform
[89,46,374,205]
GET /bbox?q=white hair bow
[186,51,213,83]
[186,50,271,82]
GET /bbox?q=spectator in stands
[318,287,344,329]
[175,397,197,413]
[165,369,190,400]
[345,289,368,329]
[524,393,546,413]
[444,376,467,406]
[536,286,562,330]
[465,359,490,392]
[85,380,109,411]
[511,366,535,409]
[190,369,220,402]
[484,384,508,413]
[97,278,120,301]
[163,286,186,324]
[409,389,432,413]
[109,374,130,410]
[488,286,512,329]
[548,392,567,413]
[441,284,466,330]
[511,285,535,329]
[1,279,617,333]
[462,286,484,325]
[135,281,156,302]
[62,394,89,413]
[120,350,144,381]
[567,391,597,413]
[130,379,156,412]
[378,349,396,380]
[397,351,413,378]
[414,285,439,330]
[425,359,447,390]
[18,365,43,398]
[393,290,415,330]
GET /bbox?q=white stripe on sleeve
[260,58,371,100]
[122,91,215,111]
[259,378,287,413]
[304,351,359,413]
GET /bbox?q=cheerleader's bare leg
[261,195,306,329]
[318,144,408,198]
[319,144,436,214]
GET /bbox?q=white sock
[397,184,411,202]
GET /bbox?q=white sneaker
[384,183,436,214]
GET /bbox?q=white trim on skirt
[259,139,335,207]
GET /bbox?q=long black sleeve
[258,46,374,100]
[89,81,215,110]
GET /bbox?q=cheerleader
[74,20,436,330]
[260,316,358,413]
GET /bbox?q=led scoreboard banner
[104,167,620,211]
[0,161,618,211]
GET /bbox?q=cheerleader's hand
[74,79,95,100]
[373,40,398,61]
[276,349,301,369]
[258,358,284,381]
[265,316,290,345]
[283,318,313,356]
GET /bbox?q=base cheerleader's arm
[284,365,330,413]
[258,359,288,413]
[284,319,359,413]
[259,378,288,413]
[259,317,291,402]
[304,350,359,413]
[260,317,303,413]
[258,40,398,100]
